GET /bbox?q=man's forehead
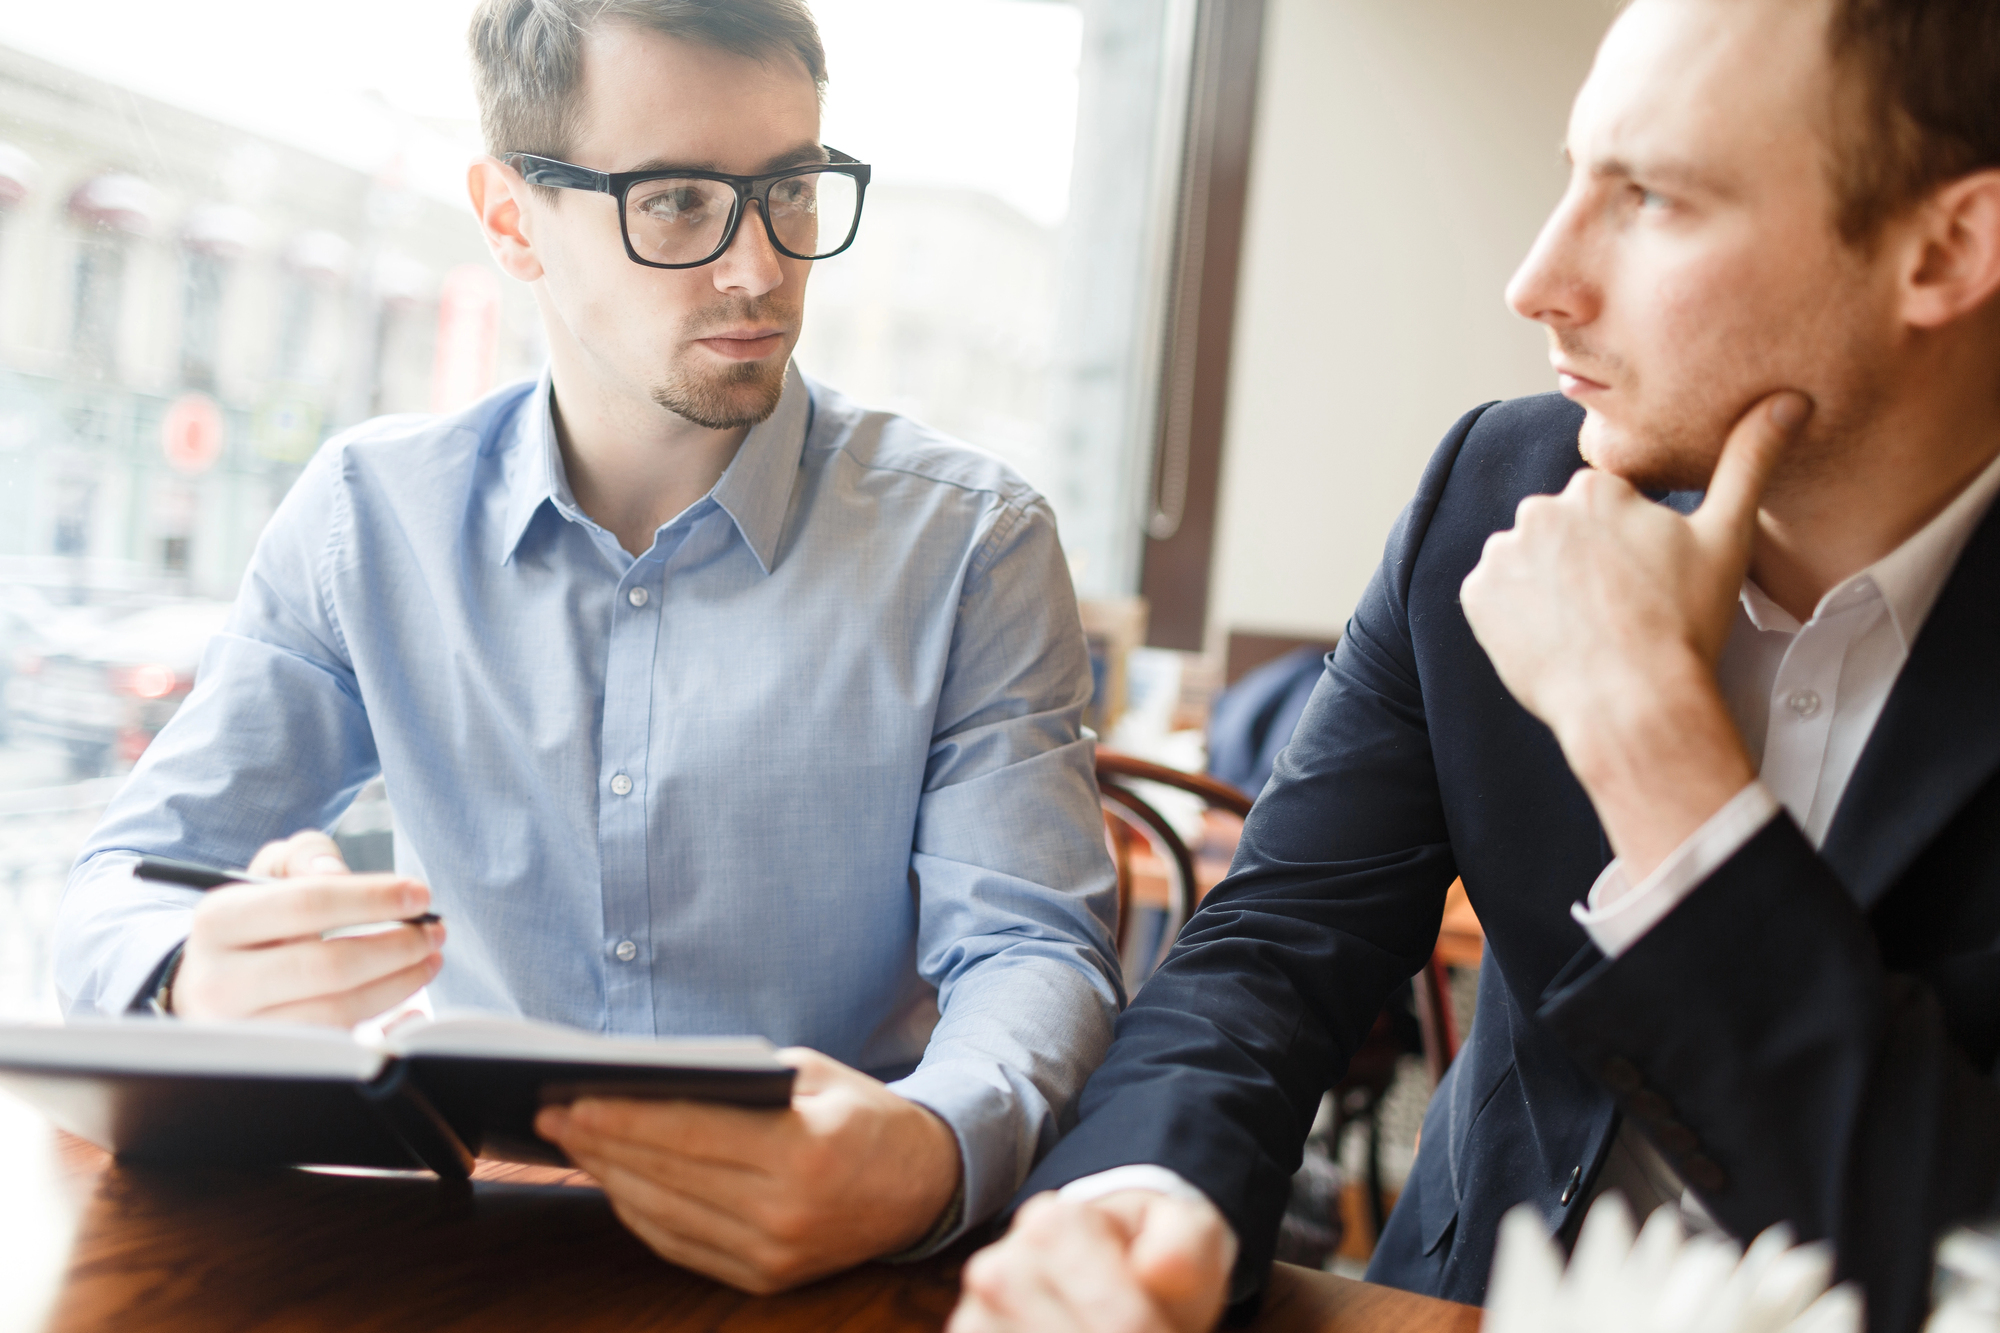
[571,21,822,174]
[1569,0,1834,185]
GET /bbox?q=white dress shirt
[1065,443,2000,1244]
[1575,444,2000,955]
[1574,443,2000,1220]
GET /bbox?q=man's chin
[653,358,788,432]
[1577,411,1716,494]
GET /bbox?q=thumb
[772,1046,844,1096]
[1690,390,1813,551]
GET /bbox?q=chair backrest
[1096,746,1465,1076]
[1095,748,1252,985]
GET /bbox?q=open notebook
[0,1015,793,1179]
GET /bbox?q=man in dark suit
[947,0,2000,1331]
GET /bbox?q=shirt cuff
[1058,1164,1217,1210]
[888,1059,1043,1249]
[1571,781,1781,958]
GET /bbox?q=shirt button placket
[599,561,664,1032]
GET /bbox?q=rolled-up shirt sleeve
[887,496,1124,1245]
[53,444,381,1016]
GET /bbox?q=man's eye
[1635,186,1671,210]
[635,187,711,222]
[769,179,816,213]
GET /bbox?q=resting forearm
[894,957,1117,1234]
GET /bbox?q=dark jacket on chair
[1016,393,2000,1333]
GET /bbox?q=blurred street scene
[0,36,532,1019]
[0,0,1191,1022]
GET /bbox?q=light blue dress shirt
[54,364,1123,1233]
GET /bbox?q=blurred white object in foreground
[1482,1195,1861,1333]
[1929,1223,2000,1332]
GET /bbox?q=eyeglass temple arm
[504,154,613,194]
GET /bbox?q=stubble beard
[651,297,800,431]
[1573,344,1876,502]
[1565,329,1757,493]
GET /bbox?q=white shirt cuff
[1571,782,1781,958]
[1059,1164,1217,1210]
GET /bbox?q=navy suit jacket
[1020,394,2000,1333]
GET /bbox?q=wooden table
[0,1094,1479,1333]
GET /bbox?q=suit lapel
[1821,497,2000,910]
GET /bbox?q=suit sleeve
[1541,815,2000,1333]
[1010,404,1499,1296]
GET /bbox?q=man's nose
[712,202,788,298]
[1505,192,1596,329]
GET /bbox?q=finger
[562,1096,787,1170]
[563,1145,776,1267]
[248,829,348,879]
[1017,1202,1171,1332]
[192,876,430,948]
[597,1186,793,1293]
[254,953,442,1027]
[1084,1189,1171,1242]
[541,1112,767,1204]
[221,923,443,1010]
[1127,1198,1236,1330]
[772,1046,844,1094]
[1691,390,1812,548]
[960,1233,1104,1332]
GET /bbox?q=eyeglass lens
[625,170,860,265]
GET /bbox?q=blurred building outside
[0,42,544,605]
[0,0,1202,1022]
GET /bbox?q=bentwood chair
[1093,746,1463,1240]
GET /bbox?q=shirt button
[614,939,637,962]
[609,773,633,796]
[626,586,650,607]
[1787,689,1822,718]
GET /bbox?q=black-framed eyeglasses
[502,149,871,269]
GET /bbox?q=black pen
[134,856,442,927]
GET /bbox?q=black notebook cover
[0,1019,795,1178]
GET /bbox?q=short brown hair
[1824,0,2000,242]
[469,0,827,164]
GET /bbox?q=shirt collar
[498,363,812,572]
[708,362,812,575]
[1867,444,2000,651]
[1740,444,2000,646]
[498,369,567,564]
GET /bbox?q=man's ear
[467,156,545,284]
[1900,169,2000,330]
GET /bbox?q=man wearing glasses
[53,0,1122,1292]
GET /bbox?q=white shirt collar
[1740,445,2000,646]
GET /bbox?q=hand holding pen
[138,829,446,1026]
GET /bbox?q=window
[0,1,1206,1020]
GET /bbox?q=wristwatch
[140,942,188,1018]
[883,1176,966,1263]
